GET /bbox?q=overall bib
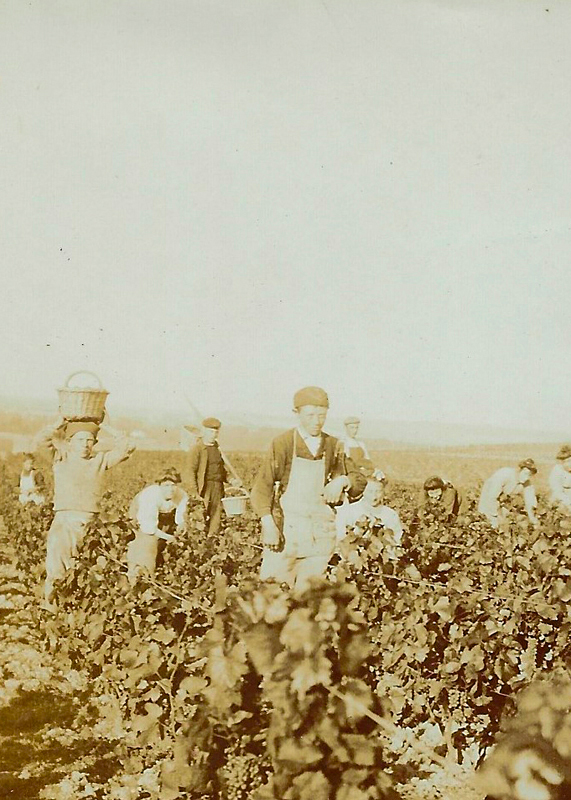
[260,432,337,593]
[348,445,365,462]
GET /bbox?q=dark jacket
[188,441,228,498]
[250,429,366,519]
[417,483,462,522]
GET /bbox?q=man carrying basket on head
[250,386,366,594]
[35,372,135,605]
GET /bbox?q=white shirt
[335,498,403,544]
[478,467,536,520]
[296,427,323,458]
[549,464,571,509]
[130,484,188,536]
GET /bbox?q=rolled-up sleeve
[34,423,65,461]
[102,436,135,469]
[136,491,160,535]
[175,492,189,526]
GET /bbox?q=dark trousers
[203,480,224,535]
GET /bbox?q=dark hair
[518,459,537,475]
[157,469,182,485]
[424,476,445,492]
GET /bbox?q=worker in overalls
[127,468,188,582]
[341,416,370,462]
[250,386,366,594]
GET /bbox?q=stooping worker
[478,459,539,529]
[35,417,135,605]
[18,453,46,506]
[188,417,241,535]
[126,468,188,582]
[417,476,461,523]
[341,416,370,462]
[250,386,367,594]
[335,473,403,549]
[548,445,571,512]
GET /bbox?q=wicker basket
[58,371,109,422]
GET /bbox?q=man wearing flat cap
[250,386,367,593]
[549,445,571,511]
[35,416,135,604]
[478,459,539,529]
[341,416,370,463]
[188,417,238,535]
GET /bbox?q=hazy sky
[1,0,570,431]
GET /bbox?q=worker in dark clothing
[416,476,462,524]
[187,417,239,535]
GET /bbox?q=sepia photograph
[1,1,571,798]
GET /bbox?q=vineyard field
[1,445,571,800]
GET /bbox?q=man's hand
[261,515,282,552]
[323,475,350,504]
[155,530,175,542]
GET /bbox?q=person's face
[159,480,177,501]
[427,488,443,501]
[363,481,384,507]
[519,468,532,483]
[69,431,95,458]
[23,458,33,471]
[297,405,328,437]
[202,427,218,445]
[563,457,571,472]
[345,422,359,438]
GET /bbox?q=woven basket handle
[64,371,105,389]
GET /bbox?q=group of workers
[15,386,571,604]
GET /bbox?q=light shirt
[297,427,323,458]
[130,484,188,536]
[19,471,44,504]
[478,467,536,520]
[335,498,403,544]
[35,423,134,514]
[549,464,571,509]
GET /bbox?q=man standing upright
[341,416,370,462]
[188,418,234,535]
[250,386,366,594]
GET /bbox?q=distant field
[370,443,564,493]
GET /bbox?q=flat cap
[202,417,221,429]
[518,458,537,474]
[293,386,329,409]
[65,421,99,439]
[557,445,571,461]
[344,416,360,425]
